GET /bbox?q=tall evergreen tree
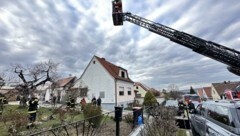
[190,86,196,94]
[143,91,157,106]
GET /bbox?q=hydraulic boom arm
[112,0,240,76]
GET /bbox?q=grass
[176,129,188,136]
[0,104,86,135]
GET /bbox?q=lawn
[0,104,85,135]
[176,129,188,136]
[0,104,122,136]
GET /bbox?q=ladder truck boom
[112,0,240,76]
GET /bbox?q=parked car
[183,94,201,105]
[190,100,240,136]
[165,100,178,108]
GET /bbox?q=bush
[123,113,134,128]
[143,91,158,106]
[0,109,28,135]
[140,106,178,136]
[83,103,103,128]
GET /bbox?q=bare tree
[167,84,181,100]
[167,84,179,92]
[13,60,59,107]
[140,106,178,136]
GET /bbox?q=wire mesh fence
[27,110,115,136]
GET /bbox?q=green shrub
[143,91,158,106]
[83,103,103,128]
[0,109,28,135]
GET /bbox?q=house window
[100,91,105,98]
[80,88,88,97]
[93,61,95,64]
[136,86,138,89]
[128,87,131,95]
[119,87,124,96]
[121,71,125,78]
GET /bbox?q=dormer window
[119,69,127,78]
[121,71,125,78]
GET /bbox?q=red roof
[212,81,240,95]
[203,87,212,98]
[198,87,212,98]
[55,76,76,87]
[95,56,133,83]
[197,88,203,97]
[134,82,150,92]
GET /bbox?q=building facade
[73,56,134,110]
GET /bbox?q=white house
[73,55,134,110]
[44,76,76,103]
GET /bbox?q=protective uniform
[70,97,75,108]
[188,100,195,113]
[67,96,75,108]
[178,100,186,116]
[28,96,39,122]
[0,96,4,115]
[0,94,7,115]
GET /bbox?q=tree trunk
[19,96,28,107]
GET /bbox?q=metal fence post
[132,107,143,128]
[115,106,123,136]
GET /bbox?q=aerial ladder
[112,0,240,77]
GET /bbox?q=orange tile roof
[95,56,133,83]
[197,88,203,97]
[203,87,212,98]
[55,76,76,87]
[134,82,150,92]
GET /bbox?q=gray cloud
[0,0,240,90]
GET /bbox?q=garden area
[0,90,190,136]
[0,104,132,136]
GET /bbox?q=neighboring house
[36,82,51,102]
[197,87,212,100]
[134,82,150,97]
[73,56,134,110]
[45,76,76,103]
[149,88,162,97]
[0,86,19,101]
[211,81,240,100]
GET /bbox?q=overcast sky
[1,0,240,90]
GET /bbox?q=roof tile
[55,76,76,87]
[212,81,240,95]
[95,56,133,83]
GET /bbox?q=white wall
[211,85,220,100]
[134,85,147,97]
[116,80,134,103]
[76,57,116,104]
[45,89,51,101]
[135,97,165,105]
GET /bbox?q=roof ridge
[95,56,133,83]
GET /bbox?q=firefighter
[0,93,7,115]
[67,96,75,108]
[70,96,75,108]
[27,94,39,127]
[178,99,186,117]
[0,93,4,115]
[188,100,195,113]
